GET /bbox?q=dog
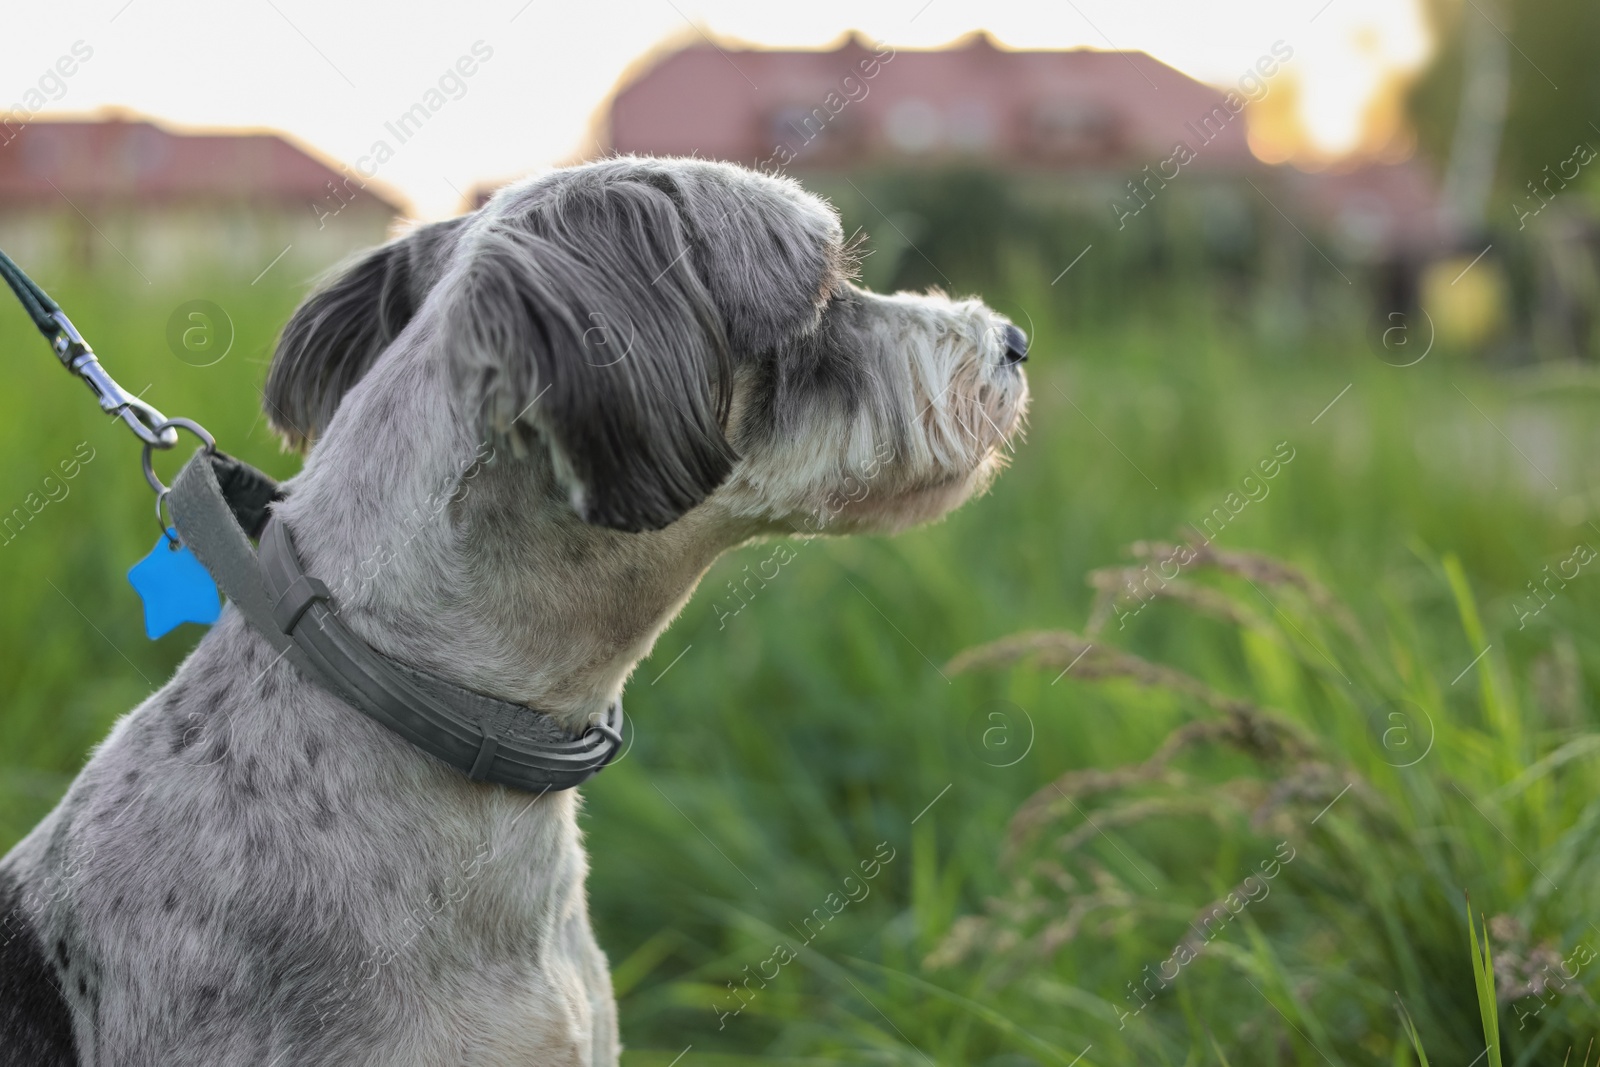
[0,156,1028,1065]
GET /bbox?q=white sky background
[6,0,1432,220]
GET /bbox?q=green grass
[1469,904,1504,1067]
[1,262,1597,1064]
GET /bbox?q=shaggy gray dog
[0,156,1028,1065]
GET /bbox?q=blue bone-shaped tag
[127,529,221,639]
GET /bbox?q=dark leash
[0,247,622,794]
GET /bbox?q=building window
[1031,100,1118,160]
[772,103,831,155]
[947,101,996,153]
[885,99,942,154]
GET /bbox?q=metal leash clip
[48,309,181,450]
[2,245,214,546]
[2,245,185,452]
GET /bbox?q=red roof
[0,113,407,214]
[603,32,1258,170]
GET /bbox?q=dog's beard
[713,283,1027,539]
[805,335,1026,536]
[922,355,1026,467]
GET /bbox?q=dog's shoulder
[0,867,79,1066]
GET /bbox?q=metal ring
[141,417,217,495]
[154,489,179,549]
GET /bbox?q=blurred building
[602,32,1259,173]
[0,112,406,282]
[466,33,1439,271]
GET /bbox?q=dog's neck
[269,345,739,734]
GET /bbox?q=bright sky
[6,0,1433,220]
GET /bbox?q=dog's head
[266,157,1027,539]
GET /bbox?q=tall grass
[937,536,1595,1063]
[0,256,1596,1063]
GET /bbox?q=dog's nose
[999,323,1028,365]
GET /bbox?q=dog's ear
[632,162,847,354]
[265,216,466,451]
[445,177,738,533]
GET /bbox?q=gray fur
[0,156,1027,1065]
[265,216,468,450]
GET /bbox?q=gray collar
[168,449,623,794]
